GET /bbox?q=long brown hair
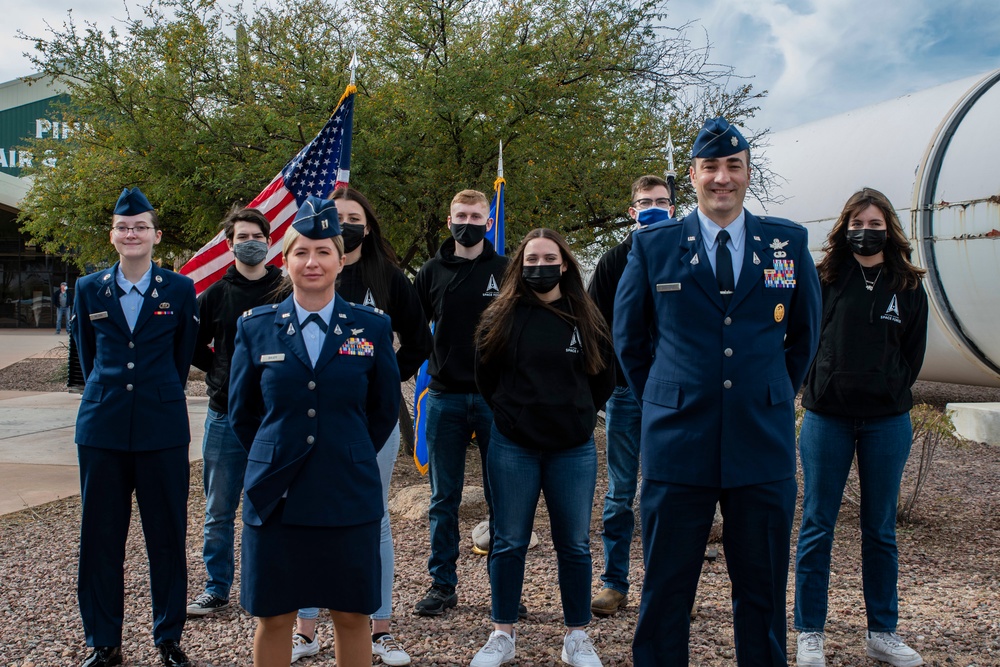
[815,187,926,290]
[476,228,610,375]
[330,187,398,307]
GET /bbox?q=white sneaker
[373,634,412,666]
[470,630,516,667]
[866,631,925,667]
[562,630,603,667]
[290,632,319,663]
[796,632,826,666]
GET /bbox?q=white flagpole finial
[666,131,676,176]
[349,51,359,86]
[497,140,504,179]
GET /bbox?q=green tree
[18,0,765,271]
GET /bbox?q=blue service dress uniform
[229,293,401,617]
[614,210,822,666]
[72,262,198,648]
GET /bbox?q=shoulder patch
[351,302,390,322]
[242,304,277,320]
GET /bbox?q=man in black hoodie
[186,207,284,617]
[413,189,508,616]
[587,175,674,617]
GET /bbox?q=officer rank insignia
[764,259,796,288]
[339,337,374,357]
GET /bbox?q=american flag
[180,84,356,294]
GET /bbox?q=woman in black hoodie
[471,228,614,667]
[794,188,928,667]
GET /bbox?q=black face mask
[451,223,488,248]
[341,223,366,253]
[522,264,562,294]
[846,229,887,256]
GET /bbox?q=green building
[0,75,78,328]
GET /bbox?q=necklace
[859,263,882,292]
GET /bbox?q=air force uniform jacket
[73,262,199,450]
[228,294,401,528]
[614,210,821,488]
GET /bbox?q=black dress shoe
[81,646,122,667]
[157,640,191,667]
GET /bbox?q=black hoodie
[414,237,508,393]
[802,262,928,418]
[475,299,615,450]
[193,264,284,413]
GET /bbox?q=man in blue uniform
[72,187,199,667]
[615,118,822,666]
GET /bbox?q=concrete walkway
[0,331,207,517]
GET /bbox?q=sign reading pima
[0,94,87,176]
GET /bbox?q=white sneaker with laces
[562,630,603,667]
[373,634,412,666]
[290,632,319,663]
[470,630,516,667]
[866,631,925,667]
[796,632,826,666]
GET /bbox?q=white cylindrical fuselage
[761,69,1000,387]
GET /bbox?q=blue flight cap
[691,117,750,159]
[292,195,341,239]
[113,187,154,216]
[637,206,673,226]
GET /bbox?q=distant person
[412,189,508,617]
[615,117,822,666]
[471,228,614,667]
[186,206,283,618]
[55,282,71,334]
[289,187,431,666]
[72,187,199,667]
[228,196,401,667]
[794,188,928,667]
[587,175,673,617]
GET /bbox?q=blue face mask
[233,239,268,266]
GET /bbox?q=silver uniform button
[724,348,733,357]
[724,317,732,326]
[127,362,135,369]
[126,384,134,391]
[128,341,135,348]
[307,381,316,390]
[306,435,315,444]
[723,380,732,389]
[307,409,316,417]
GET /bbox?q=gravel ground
[1,356,999,666]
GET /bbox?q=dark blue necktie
[302,313,328,333]
[716,229,735,307]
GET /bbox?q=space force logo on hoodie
[484,274,500,297]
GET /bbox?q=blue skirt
[240,500,381,617]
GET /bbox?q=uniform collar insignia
[333,324,342,335]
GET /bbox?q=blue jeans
[487,425,597,626]
[55,306,70,333]
[200,407,248,600]
[600,385,642,594]
[299,423,401,622]
[426,390,495,590]
[795,410,912,633]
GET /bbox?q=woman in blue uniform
[228,196,401,667]
[290,187,431,666]
[471,228,614,667]
[794,188,928,667]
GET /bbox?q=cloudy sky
[4,0,1000,131]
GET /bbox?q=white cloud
[666,0,1000,130]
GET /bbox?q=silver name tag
[656,283,682,292]
[260,353,285,363]
[89,311,109,320]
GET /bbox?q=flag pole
[665,130,677,208]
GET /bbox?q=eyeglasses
[632,198,672,210]
[112,225,155,236]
